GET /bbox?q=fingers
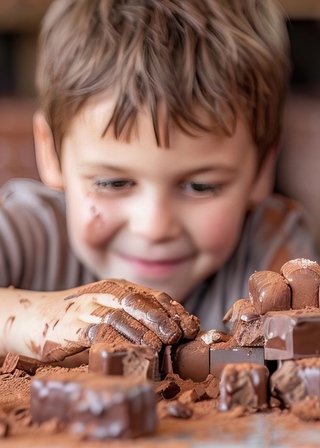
[104,279,200,340]
[153,292,200,340]
[71,279,200,348]
[101,308,162,351]
[86,323,132,348]
[74,280,183,345]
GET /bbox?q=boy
[0,0,318,361]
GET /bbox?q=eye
[181,181,223,198]
[94,179,134,191]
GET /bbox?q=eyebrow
[79,163,238,176]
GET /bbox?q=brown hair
[36,0,290,162]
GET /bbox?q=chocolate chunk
[209,346,265,378]
[0,353,20,374]
[88,342,159,381]
[219,363,269,411]
[155,380,181,400]
[193,386,211,401]
[172,339,210,382]
[233,313,264,347]
[270,358,320,407]
[263,310,320,360]
[222,299,256,334]
[248,270,291,314]
[31,371,157,439]
[88,343,129,376]
[200,330,231,344]
[281,258,320,309]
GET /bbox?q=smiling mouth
[116,253,192,276]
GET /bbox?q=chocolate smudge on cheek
[4,316,15,335]
[84,204,110,247]
[19,298,31,308]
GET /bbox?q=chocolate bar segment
[31,371,157,439]
[281,258,320,309]
[263,310,320,360]
[219,363,269,411]
[270,358,320,407]
[209,346,265,378]
[88,342,159,380]
[248,270,291,314]
[172,339,210,382]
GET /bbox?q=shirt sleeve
[0,179,95,291]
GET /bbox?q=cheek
[84,204,111,246]
[68,196,118,248]
[193,204,246,255]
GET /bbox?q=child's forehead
[72,93,239,146]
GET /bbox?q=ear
[248,144,279,207]
[33,111,64,191]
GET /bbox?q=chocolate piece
[88,342,159,380]
[200,330,231,344]
[89,344,128,376]
[263,310,320,360]
[31,371,157,439]
[222,299,256,334]
[248,270,291,314]
[172,339,209,382]
[281,258,320,309]
[209,346,265,378]
[270,358,320,407]
[233,313,264,347]
[155,380,181,400]
[219,363,269,411]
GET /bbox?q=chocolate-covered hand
[0,280,200,362]
[63,279,200,353]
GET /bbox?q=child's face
[58,97,261,302]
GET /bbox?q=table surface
[2,403,320,448]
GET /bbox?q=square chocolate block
[270,358,320,407]
[219,363,269,411]
[263,311,320,360]
[88,342,159,380]
[31,371,157,439]
[209,346,265,378]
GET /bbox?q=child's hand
[1,280,200,362]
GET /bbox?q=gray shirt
[0,179,318,330]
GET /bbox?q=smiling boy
[0,0,318,361]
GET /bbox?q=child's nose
[128,194,181,242]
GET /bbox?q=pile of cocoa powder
[1,354,320,447]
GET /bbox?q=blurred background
[0,0,319,243]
